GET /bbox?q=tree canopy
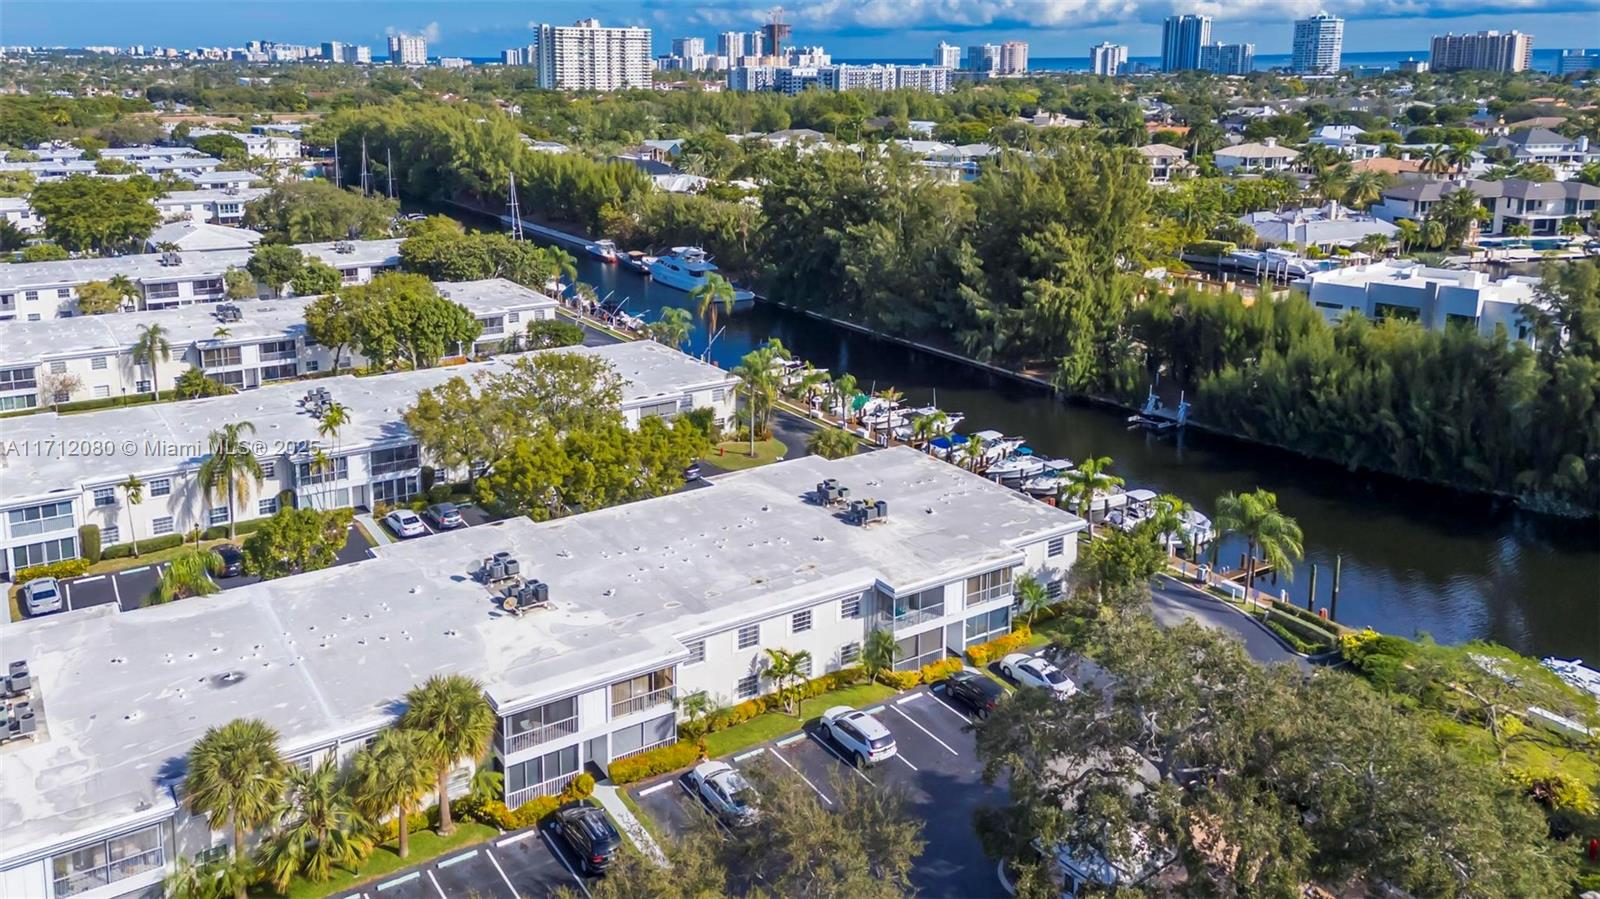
[30,174,160,253]
[241,180,397,243]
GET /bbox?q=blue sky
[4,0,1597,58]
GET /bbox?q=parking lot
[376,502,501,542]
[629,678,1014,899]
[328,822,596,899]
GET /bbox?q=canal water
[447,208,1600,659]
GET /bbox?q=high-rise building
[967,43,1001,75]
[728,65,774,91]
[999,41,1029,75]
[1161,14,1212,71]
[718,31,746,60]
[502,48,523,66]
[1557,48,1599,75]
[321,41,344,62]
[1292,11,1344,74]
[1200,42,1254,75]
[935,41,961,69]
[896,64,952,95]
[1429,30,1533,72]
[387,33,427,66]
[1089,42,1128,76]
[763,9,792,60]
[671,37,705,58]
[534,19,653,91]
[1399,57,1429,73]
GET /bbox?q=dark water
[442,206,1600,659]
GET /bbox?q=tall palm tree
[540,246,578,291]
[260,758,371,891]
[832,372,858,424]
[1014,574,1052,626]
[1062,456,1123,537]
[121,474,144,557]
[1421,218,1446,250]
[649,306,693,350]
[1142,493,1193,554]
[131,323,171,401]
[1342,170,1387,210]
[107,273,139,310]
[1420,145,1451,179]
[197,422,264,540]
[1446,142,1476,177]
[401,674,495,837]
[316,401,350,508]
[183,718,287,899]
[154,546,223,603]
[861,629,899,684]
[959,433,989,472]
[806,427,858,460]
[1213,488,1304,601]
[1432,186,1489,249]
[351,729,435,860]
[910,411,950,449]
[732,341,787,455]
[1308,167,1347,206]
[689,272,737,342]
[1354,232,1391,259]
[1395,218,1420,252]
[761,648,812,716]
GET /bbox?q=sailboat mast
[507,172,524,241]
[359,136,370,197]
[332,141,342,189]
[386,147,395,199]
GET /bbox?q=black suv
[943,669,1007,719]
[212,544,245,578]
[553,802,621,874]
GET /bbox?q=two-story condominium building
[0,239,402,320]
[0,447,1083,899]
[1372,178,1600,236]
[0,196,41,233]
[1213,138,1300,173]
[1479,128,1598,178]
[150,187,270,225]
[0,340,738,575]
[0,278,559,409]
[1298,259,1542,343]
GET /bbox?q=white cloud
[383,21,442,42]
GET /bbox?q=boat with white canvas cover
[987,451,1047,483]
[650,247,756,306]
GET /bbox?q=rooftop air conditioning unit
[333,240,355,254]
[846,498,889,526]
[501,579,549,614]
[160,251,182,266]
[4,661,28,697]
[814,479,849,505]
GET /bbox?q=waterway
[451,209,1600,660]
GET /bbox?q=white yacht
[987,453,1047,483]
[585,238,618,262]
[649,247,756,306]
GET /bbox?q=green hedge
[608,740,703,786]
[703,666,868,732]
[100,533,185,560]
[0,389,186,418]
[1260,608,1338,652]
[78,525,102,564]
[14,558,92,582]
[456,773,596,829]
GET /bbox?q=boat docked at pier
[585,238,618,262]
[620,250,655,275]
[649,247,756,306]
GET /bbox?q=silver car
[21,577,63,616]
[687,761,761,826]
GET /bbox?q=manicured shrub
[137,534,185,554]
[16,558,92,582]
[427,484,453,504]
[78,525,102,564]
[101,544,134,561]
[880,670,921,690]
[420,465,437,493]
[966,626,1033,668]
[608,740,703,785]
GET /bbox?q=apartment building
[0,278,559,410]
[0,447,1082,898]
[0,239,402,320]
[998,41,1028,75]
[1200,42,1254,75]
[534,19,653,91]
[1161,14,1211,71]
[0,340,738,575]
[1429,30,1533,72]
[1292,12,1344,74]
[1089,42,1128,76]
[150,187,271,225]
[387,33,428,66]
[1298,260,1542,343]
[0,196,41,233]
[186,127,303,161]
[0,152,222,183]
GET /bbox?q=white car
[686,761,760,827]
[818,705,897,767]
[1000,653,1078,698]
[384,509,428,538]
[21,577,63,616]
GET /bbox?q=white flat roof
[0,340,733,503]
[0,447,1082,859]
[0,239,403,292]
[153,187,271,205]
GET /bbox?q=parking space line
[425,869,448,899]
[122,565,150,574]
[769,748,832,805]
[540,830,593,899]
[807,732,876,785]
[437,849,477,868]
[484,848,520,899]
[928,691,975,724]
[74,575,106,583]
[732,748,766,762]
[375,871,419,891]
[895,753,920,772]
[63,581,75,611]
[495,830,538,847]
[110,575,121,609]
[638,780,675,797]
[895,693,925,704]
[775,732,806,747]
[892,705,960,755]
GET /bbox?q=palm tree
[649,306,693,350]
[1342,170,1387,210]
[1421,219,1446,250]
[1559,218,1584,238]
[761,648,812,716]
[197,422,264,540]
[689,272,737,342]
[400,674,495,837]
[351,729,435,860]
[861,629,899,684]
[1354,232,1391,259]
[1432,186,1489,249]
[1014,574,1052,626]
[1420,144,1451,179]
[1213,488,1304,602]
[1142,493,1193,554]
[1505,222,1533,238]
[1446,142,1477,177]
[910,411,949,449]
[131,323,171,401]
[1308,167,1347,205]
[120,474,144,557]
[183,718,287,899]
[959,433,989,472]
[1395,218,1420,252]
[213,326,231,339]
[677,691,724,753]
[316,401,349,507]
[154,546,223,603]
[731,340,787,455]
[1062,456,1123,538]
[806,427,858,460]
[107,273,139,310]
[832,373,858,424]
[540,246,577,291]
[260,758,371,891]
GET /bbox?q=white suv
[819,706,897,767]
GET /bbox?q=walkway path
[355,512,393,546]
[592,782,668,867]
[1149,574,1310,669]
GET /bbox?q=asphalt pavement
[1149,574,1309,668]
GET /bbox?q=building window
[371,476,417,505]
[261,461,275,479]
[505,744,581,801]
[610,667,675,718]
[637,399,679,420]
[737,623,760,650]
[840,642,861,665]
[7,501,74,538]
[51,821,171,899]
[508,311,521,323]
[150,478,171,497]
[0,366,37,391]
[609,712,676,761]
[796,654,812,677]
[685,640,706,665]
[258,497,279,516]
[886,586,944,626]
[736,674,759,699]
[296,456,349,484]
[209,507,230,525]
[50,360,66,374]
[136,379,151,394]
[200,347,242,368]
[11,536,76,570]
[102,526,120,545]
[965,568,1013,606]
[146,282,180,300]
[92,487,116,507]
[1047,536,1064,557]
[840,595,861,619]
[152,516,174,535]
[964,608,1011,648]
[93,385,110,399]
[91,356,108,370]
[53,390,70,404]
[369,443,420,476]
[505,696,579,752]
[261,363,298,382]
[792,609,812,633]
[895,628,946,672]
[1047,579,1063,599]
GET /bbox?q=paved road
[1149,575,1309,668]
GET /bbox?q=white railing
[610,688,673,719]
[612,735,675,763]
[506,771,579,808]
[501,716,579,756]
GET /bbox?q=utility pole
[506,172,524,241]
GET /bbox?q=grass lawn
[700,681,898,759]
[257,821,498,899]
[707,437,788,471]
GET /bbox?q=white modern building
[1298,260,1542,343]
[0,239,402,320]
[936,41,961,70]
[1479,128,1598,179]
[1213,138,1300,172]
[1557,49,1599,75]
[387,33,428,66]
[151,187,270,225]
[0,278,559,409]
[0,339,738,575]
[1308,124,1381,160]
[1430,30,1533,73]
[1373,178,1600,236]
[1089,42,1128,76]
[0,446,1081,898]
[1137,144,1192,184]
[1238,202,1398,251]
[0,196,41,233]
[998,41,1028,75]
[967,43,1001,75]
[895,65,952,95]
[186,127,302,161]
[535,19,653,91]
[1161,14,1211,71]
[1292,12,1344,74]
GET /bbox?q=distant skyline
[4,1,1598,60]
